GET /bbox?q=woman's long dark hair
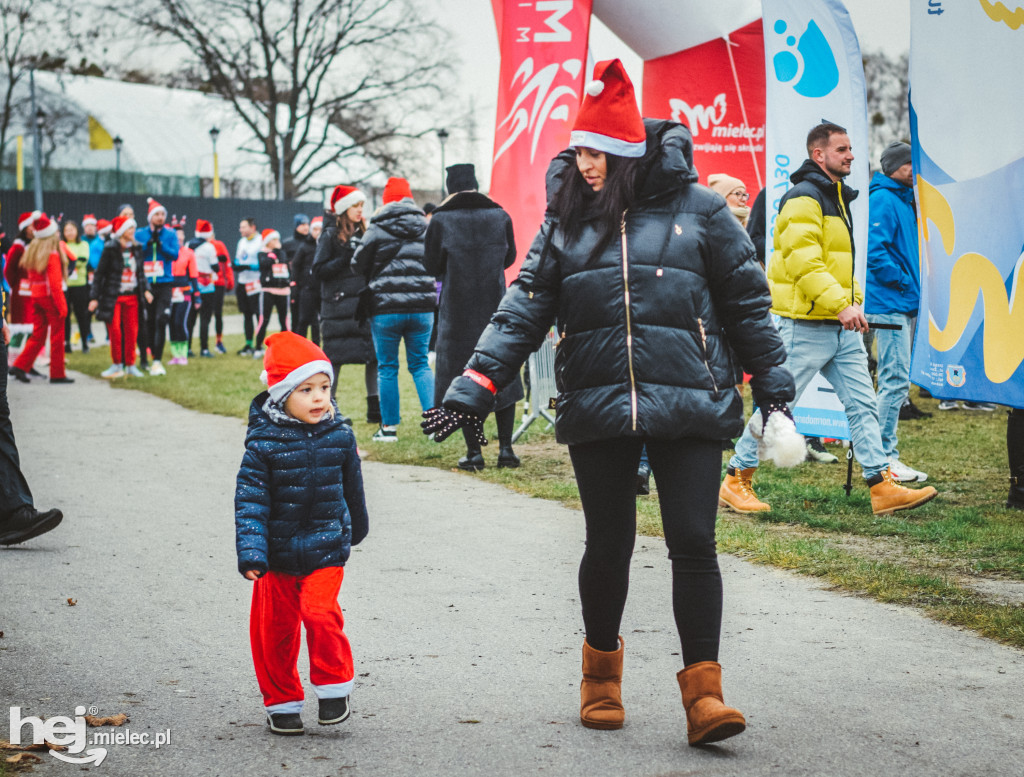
[325,208,365,247]
[548,151,642,260]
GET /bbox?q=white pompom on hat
[261,331,334,403]
[569,58,646,158]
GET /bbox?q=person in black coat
[423,60,795,745]
[282,214,310,335]
[312,186,379,424]
[424,163,523,471]
[291,217,322,345]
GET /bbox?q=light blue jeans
[867,312,914,460]
[730,317,888,479]
[371,312,435,427]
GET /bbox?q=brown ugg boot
[580,636,624,730]
[868,469,938,515]
[718,467,771,512]
[677,661,746,746]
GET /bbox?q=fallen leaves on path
[84,713,129,727]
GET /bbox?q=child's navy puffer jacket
[235,392,369,577]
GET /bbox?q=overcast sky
[422,0,909,190]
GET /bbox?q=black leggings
[235,284,260,344]
[568,436,723,666]
[255,292,289,349]
[463,403,517,450]
[64,285,92,347]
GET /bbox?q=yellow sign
[979,0,1024,29]
[88,116,114,150]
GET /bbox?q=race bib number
[144,260,163,279]
[18,279,31,296]
[171,287,185,303]
[121,266,136,286]
[272,263,289,279]
[245,280,262,296]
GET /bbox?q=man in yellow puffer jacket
[720,122,937,517]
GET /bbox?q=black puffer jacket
[313,226,373,365]
[290,232,319,325]
[90,239,149,323]
[443,119,794,445]
[424,191,523,410]
[353,199,435,317]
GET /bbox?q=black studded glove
[761,402,794,433]
[421,407,488,445]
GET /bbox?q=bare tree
[863,50,911,168]
[110,0,451,198]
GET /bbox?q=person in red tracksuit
[10,215,71,384]
[4,211,39,327]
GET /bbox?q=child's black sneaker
[266,711,304,735]
[318,696,351,725]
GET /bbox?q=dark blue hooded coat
[235,392,368,577]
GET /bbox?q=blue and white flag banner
[909,1,1024,409]
[762,0,870,439]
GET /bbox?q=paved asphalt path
[1,371,1022,777]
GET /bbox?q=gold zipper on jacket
[620,210,638,430]
[698,317,719,395]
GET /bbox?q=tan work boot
[718,467,770,512]
[580,636,625,730]
[869,469,938,515]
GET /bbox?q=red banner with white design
[489,0,593,283]
[642,19,765,192]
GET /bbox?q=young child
[235,331,369,736]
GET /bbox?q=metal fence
[512,328,557,443]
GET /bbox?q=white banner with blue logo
[762,0,870,439]
[909,2,1024,410]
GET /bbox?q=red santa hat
[260,228,281,249]
[81,213,98,227]
[330,184,365,215]
[382,177,413,204]
[111,215,137,239]
[260,331,334,403]
[310,216,323,227]
[32,214,57,239]
[569,59,646,158]
[195,219,214,239]
[19,211,40,231]
[146,197,167,222]
[97,219,112,237]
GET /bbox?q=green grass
[68,338,1024,648]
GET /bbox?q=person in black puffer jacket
[424,163,523,472]
[312,186,379,424]
[353,177,436,442]
[291,216,322,346]
[422,60,795,745]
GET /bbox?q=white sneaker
[252,349,265,359]
[100,364,125,379]
[889,458,928,483]
[125,365,146,378]
[937,400,961,410]
[149,360,167,376]
[372,425,398,442]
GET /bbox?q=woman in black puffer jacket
[353,177,436,442]
[424,60,795,745]
[312,186,379,424]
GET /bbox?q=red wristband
[462,369,497,395]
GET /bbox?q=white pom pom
[147,197,154,204]
[259,369,268,385]
[748,409,806,469]
[585,79,605,97]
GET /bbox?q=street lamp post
[29,66,43,211]
[209,127,220,198]
[437,128,449,198]
[113,135,123,192]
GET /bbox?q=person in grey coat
[424,164,523,470]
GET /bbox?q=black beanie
[446,164,478,194]
[881,141,912,177]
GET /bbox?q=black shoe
[318,697,351,725]
[458,451,485,471]
[200,349,213,358]
[636,463,651,496]
[496,447,521,469]
[65,345,73,354]
[81,344,89,354]
[8,367,31,384]
[28,368,44,379]
[187,350,196,358]
[0,506,63,545]
[237,345,254,357]
[899,400,932,420]
[266,712,304,736]
[50,377,75,384]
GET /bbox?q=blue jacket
[865,171,920,315]
[234,393,369,577]
[85,233,104,270]
[134,224,181,285]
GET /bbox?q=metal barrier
[512,328,557,443]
